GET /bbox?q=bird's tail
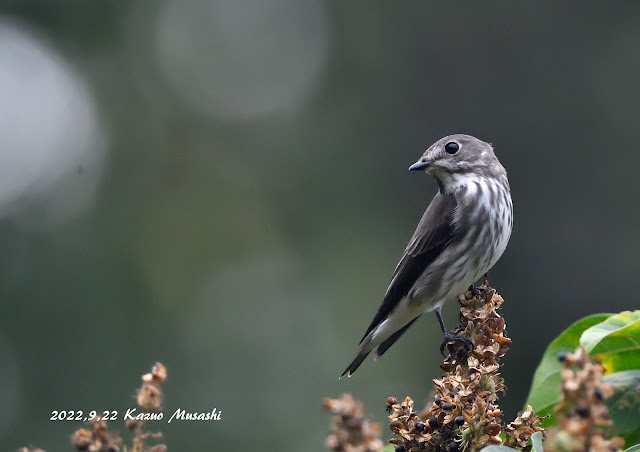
[340,332,376,378]
[373,315,420,359]
[340,349,371,379]
[340,315,422,378]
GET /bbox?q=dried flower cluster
[544,348,624,452]
[505,405,544,449]
[69,362,168,452]
[387,285,544,452]
[128,362,168,452]
[136,362,168,412]
[323,393,384,452]
[70,419,122,452]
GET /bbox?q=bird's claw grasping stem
[439,333,474,356]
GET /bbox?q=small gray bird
[341,134,513,378]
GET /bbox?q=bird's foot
[440,333,474,356]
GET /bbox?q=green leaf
[525,313,612,424]
[601,370,640,437]
[531,431,544,452]
[623,445,640,452]
[625,431,640,449]
[580,311,640,373]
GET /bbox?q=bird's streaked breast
[412,172,512,309]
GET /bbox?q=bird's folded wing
[360,192,458,342]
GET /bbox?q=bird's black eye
[444,142,459,154]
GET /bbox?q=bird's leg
[435,307,473,356]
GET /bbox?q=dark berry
[434,395,442,405]
[415,422,425,433]
[395,446,406,452]
[428,417,438,429]
[594,388,604,400]
[447,441,459,452]
[454,416,465,426]
[441,402,453,411]
[557,352,568,362]
[575,405,589,417]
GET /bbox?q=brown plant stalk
[386,284,544,452]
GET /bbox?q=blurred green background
[1,1,639,451]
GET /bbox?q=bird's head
[409,134,506,193]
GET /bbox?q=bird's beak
[408,160,430,171]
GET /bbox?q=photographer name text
[129,408,222,423]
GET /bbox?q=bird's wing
[360,192,458,341]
